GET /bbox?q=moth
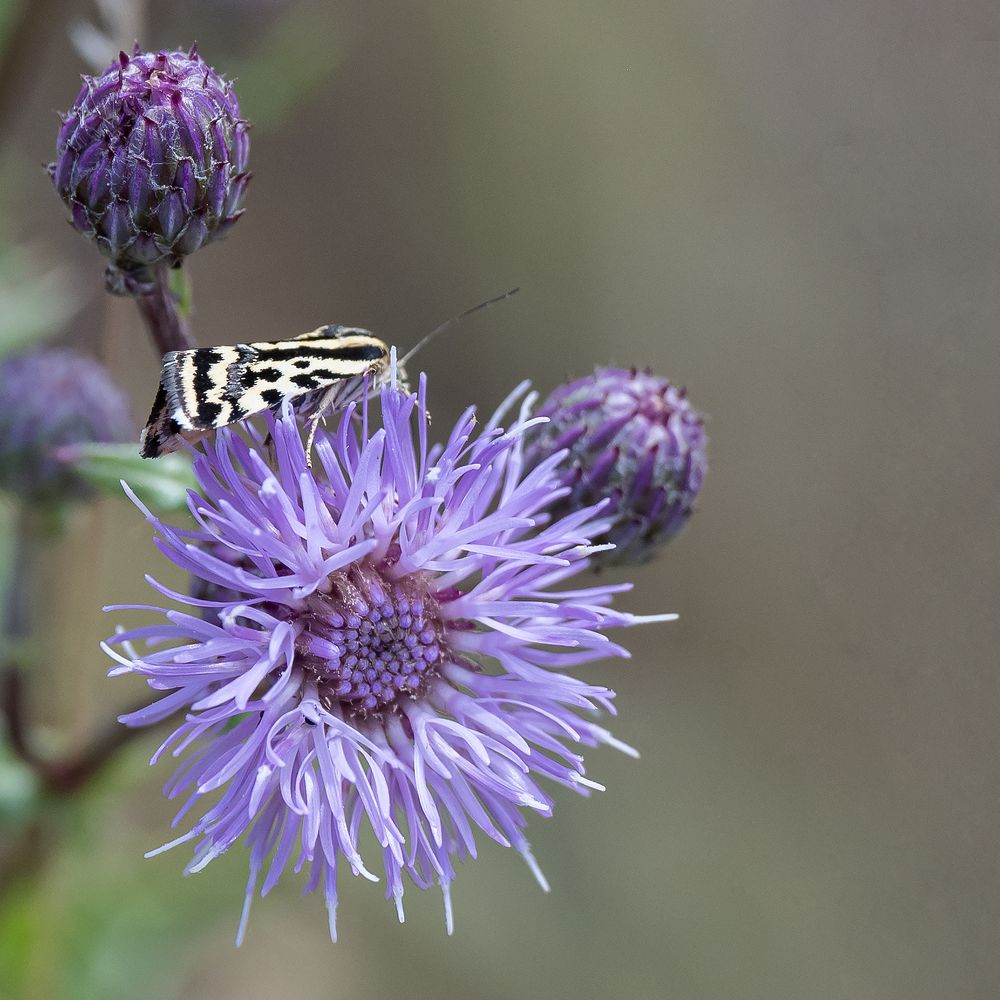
[140,290,518,461]
[140,325,394,460]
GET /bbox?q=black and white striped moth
[140,290,518,461]
[140,325,392,459]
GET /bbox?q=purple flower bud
[525,367,708,565]
[0,349,134,504]
[49,46,251,294]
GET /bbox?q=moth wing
[291,324,373,342]
[140,348,236,458]
[139,381,175,458]
[157,351,199,430]
[236,335,391,414]
[141,332,391,460]
[138,353,196,458]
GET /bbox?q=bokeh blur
[2,2,1000,998]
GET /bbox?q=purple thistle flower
[524,367,708,566]
[0,348,134,504]
[50,46,250,294]
[106,377,671,941]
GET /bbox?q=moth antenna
[398,288,519,368]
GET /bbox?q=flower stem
[135,266,196,355]
[1,663,148,794]
[0,507,156,796]
[1,508,46,778]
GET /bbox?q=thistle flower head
[50,46,250,294]
[0,348,134,504]
[107,378,669,940]
[524,367,707,566]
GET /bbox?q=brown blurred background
[2,2,1000,998]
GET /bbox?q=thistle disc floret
[297,561,446,717]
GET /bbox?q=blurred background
[2,1,1000,998]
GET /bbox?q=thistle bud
[49,46,250,294]
[526,367,707,566]
[0,349,134,505]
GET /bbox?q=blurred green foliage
[67,444,196,514]
[229,5,340,129]
[0,1,15,43]
[0,768,241,1000]
[0,244,77,361]
[0,738,38,825]
[167,267,194,321]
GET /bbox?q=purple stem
[135,266,196,355]
[0,509,158,797]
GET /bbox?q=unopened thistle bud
[49,46,250,294]
[0,349,134,505]
[526,367,707,566]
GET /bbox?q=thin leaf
[64,444,196,513]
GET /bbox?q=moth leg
[259,399,285,462]
[303,384,339,467]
